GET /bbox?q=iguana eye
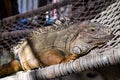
[90,27,96,32]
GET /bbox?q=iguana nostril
[72,46,82,54]
[103,28,112,35]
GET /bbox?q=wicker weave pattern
[0,0,119,80]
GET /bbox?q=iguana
[28,20,112,55]
[15,20,113,69]
[0,20,113,77]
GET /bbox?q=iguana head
[70,21,113,55]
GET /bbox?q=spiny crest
[12,16,73,53]
[29,16,73,39]
[12,39,28,56]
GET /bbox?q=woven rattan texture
[0,0,119,79]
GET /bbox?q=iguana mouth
[90,34,113,40]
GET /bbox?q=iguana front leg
[13,39,41,71]
[60,53,79,63]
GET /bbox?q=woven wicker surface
[0,0,119,80]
